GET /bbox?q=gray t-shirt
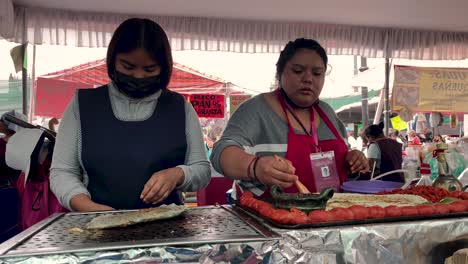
[367,143,381,168]
[50,83,211,210]
[210,94,347,196]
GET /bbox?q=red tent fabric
[35,59,240,117]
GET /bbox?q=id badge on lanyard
[310,151,341,192]
[285,103,341,192]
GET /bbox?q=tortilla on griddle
[86,204,187,230]
[326,193,428,210]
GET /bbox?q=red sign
[189,94,225,118]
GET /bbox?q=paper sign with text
[393,65,468,113]
[189,94,225,118]
[229,94,251,114]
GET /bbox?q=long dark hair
[365,122,385,138]
[106,18,173,89]
[275,38,328,82]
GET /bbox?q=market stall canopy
[2,0,468,59]
[323,89,381,112]
[9,0,468,32]
[35,59,246,118]
[322,89,382,124]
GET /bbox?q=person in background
[210,38,368,196]
[421,127,433,142]
[408,130,421,145]
[355,128,364,151]
[433,135,445,143]
[50,18,211,212]
[204,129,218,160]
[347,128,358,150]
[48,118,60,132]
[365,123,404,182]
[391,130,404,145]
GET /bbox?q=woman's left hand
[140,167,185,204]
[345,150,369,173]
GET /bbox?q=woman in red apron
[212,38,368,197]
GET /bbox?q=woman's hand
[346,150,369,173]
[70,193,114,212]
[140,167,185,204]
[254,156,298,188]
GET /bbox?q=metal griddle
[0,205,281,258]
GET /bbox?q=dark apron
[372,138,403,182]
[79,86,187,209]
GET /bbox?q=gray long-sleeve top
[50,83,211,210]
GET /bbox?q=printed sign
[189,94,225,118]
[229,94,251,114]
[393,65,468,113]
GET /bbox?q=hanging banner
[393,65,468,113]
[189,94,225,118]
[229,94,251,114]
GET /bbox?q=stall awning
[3,0,468,59]
[35,59,245,117]
[322,89,381,112]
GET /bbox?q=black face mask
[280,88,318,109]
[114,71,164,99]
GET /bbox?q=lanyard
[284,102,320,146]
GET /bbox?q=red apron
[265,91,349,195]
[235,93,349,198]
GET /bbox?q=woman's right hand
[254,156,298,188]
[70,193,115,212]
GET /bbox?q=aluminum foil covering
[2,217,468,263]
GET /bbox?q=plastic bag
[426,150,468,180]
[445,150,467,178]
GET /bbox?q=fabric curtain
[5,4,468,60]
[0,0,14,39]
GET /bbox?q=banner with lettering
[393,65,468,113]
[229,94,251,114]
[189,94,225,118]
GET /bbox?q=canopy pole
[373,88,384,125]
[28,44,36,123]
[225,82,230,123]
[21,14,28,116]
[360,56,369,127]
[384,58,391,136]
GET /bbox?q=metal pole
[384,58,391,136]
[28,44,36,122]
[360,56,369,127]
[21,13,27,116]
[353,55,358,75]
[373,89,384,124]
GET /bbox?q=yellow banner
[229,94,251,114]
[393,65,468,112]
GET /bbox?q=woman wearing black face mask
[50,18,211,212]
[211,38,369,197]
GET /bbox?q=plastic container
[341,180,404,194]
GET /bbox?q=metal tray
[236,204,468,229]
[0,205,281,258]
